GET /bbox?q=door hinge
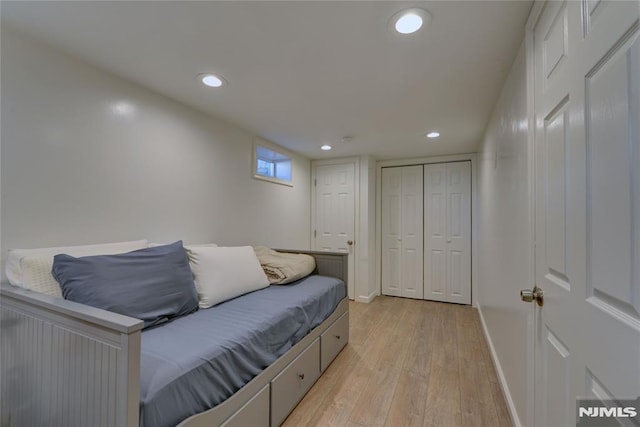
[314,229,317,238]
[314,179,317,187]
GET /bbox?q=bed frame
[0,250,349,427]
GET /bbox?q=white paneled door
[381,167,402,296]
[424,162,471,304]
[531,1,640,426]
[314,163,355,299]
[381,166,424,299]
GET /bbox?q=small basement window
[253,140,293,186]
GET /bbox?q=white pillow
[184,243,218,264]
[188,246,270,308]
[6,240,149,297]
[148,242,218,248]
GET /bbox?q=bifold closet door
[424,162,471,304]
[381,166,424,299]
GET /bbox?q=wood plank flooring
[283,296,513,427]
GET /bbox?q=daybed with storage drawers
[0,248,348,427]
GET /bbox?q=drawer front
[221,384,269,427]
[270,338,320,426]
[320,311,349,372]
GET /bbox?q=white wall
[0,26,311,277]
[477,42,532,426]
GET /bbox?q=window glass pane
[257,158,274,177]
[256,145,289,162]
[254,144,292,184]
[274,159,292,181]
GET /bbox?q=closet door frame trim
[375,153,477,306]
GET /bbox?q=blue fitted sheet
[139,275,346,427]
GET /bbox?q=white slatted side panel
[1,306,121,427]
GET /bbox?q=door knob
[520,286,544,307]
[347,240,354,246]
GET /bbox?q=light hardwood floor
[283,296,513,427]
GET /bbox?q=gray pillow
[52,241,198,329]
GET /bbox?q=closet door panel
[381,168,402,296]
[401,166,424,299]
[446,162,471,304]
[424,164,449,302]
[424,162,471,304]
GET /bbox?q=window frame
[252,138,294,187]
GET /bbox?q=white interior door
[381,167,402,297]
[423,164,447,302]
[532,2,640,426]
[400,166,424,299]
[424,162,471,304]
[381,166,423,299]
[314,163,355,299]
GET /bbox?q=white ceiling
[2,1,532,160]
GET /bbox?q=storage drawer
[320,311,349,372]
[221,384,269,427]
[270,338,320,426]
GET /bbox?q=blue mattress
[139,275,346,427]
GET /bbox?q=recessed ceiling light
[321,145,332,151]
[199,73,226,88]
[396,13,422,34]
[390,8,431,35]
[426,131,440,138]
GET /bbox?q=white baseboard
[356,290,378,303]
[477,305,522,427]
